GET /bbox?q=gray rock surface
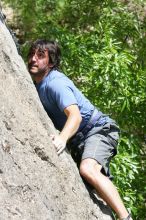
[0,21,113,220]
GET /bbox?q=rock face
[0,21,113,220]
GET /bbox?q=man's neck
[33,70,51,84]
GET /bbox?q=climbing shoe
[121,213,133,220]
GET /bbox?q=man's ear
[48,63,54,68]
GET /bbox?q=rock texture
[0,21,113,220]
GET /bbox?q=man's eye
[37,52,45,58]
[28,52,34,58]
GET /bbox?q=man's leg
[80,158,131,219]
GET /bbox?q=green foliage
[3,0,146,218]
[111,135,146,219]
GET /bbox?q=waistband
[81,108,103,136]
[68,108,108,148]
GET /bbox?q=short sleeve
[48,79,78,112]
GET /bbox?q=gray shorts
[81,120,120,177]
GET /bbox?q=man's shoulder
[47,70,72,88]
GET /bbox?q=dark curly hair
[28,39,61,70]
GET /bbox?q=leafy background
[2,0,146,219]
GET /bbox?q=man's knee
[79,158,102,179]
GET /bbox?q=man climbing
[28,39,132,220]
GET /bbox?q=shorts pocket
[108,123,120,148]
[102,122,120,148]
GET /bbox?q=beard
[28,63,49,77]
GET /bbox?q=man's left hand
[50,134,66,155]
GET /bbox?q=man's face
[28,49,51,76]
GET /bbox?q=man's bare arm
[51,104,82,154]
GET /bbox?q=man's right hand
[50,134,66,155]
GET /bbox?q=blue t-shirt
[35,70,102,131]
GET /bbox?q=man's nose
[31,54,37,62]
